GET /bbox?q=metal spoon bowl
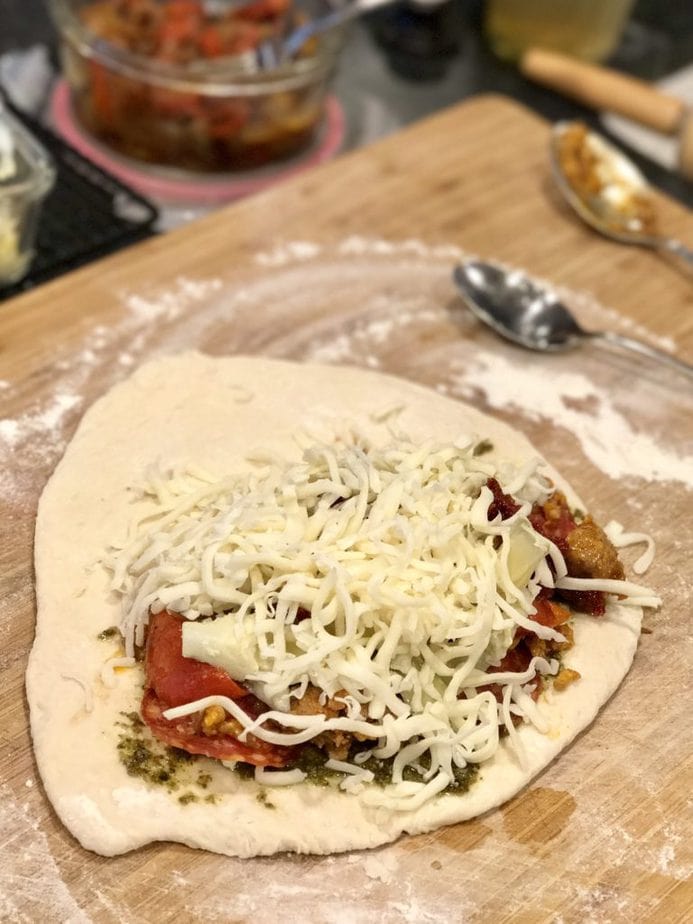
[550,122,693,270]
[453,260,693,380]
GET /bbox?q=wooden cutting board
[1,94,692,924]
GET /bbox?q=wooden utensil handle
[520,48,685,135]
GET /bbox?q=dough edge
[27,352,641,858]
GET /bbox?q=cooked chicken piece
[553,667,581,691]
[551,621,574,652]
[565,517,625,581]
[290,685,354,761]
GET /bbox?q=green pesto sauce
[256,790,276,809]
[176,791,218,806]
[197,772,213,789]
[292,745,335,786]
[357,754,479,794]
[234,762,255,781]
[473,439,494,457]
[116,714,477,799]
[242,745,479,795]
[97,626,120,640]
[116,712,208,793]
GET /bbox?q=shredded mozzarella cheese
[604,520,656,575]
[61,673,94,713]
[254,767,306,786]
[106,430,656,809]
[100,656,136,689]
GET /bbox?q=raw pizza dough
[28,353,641,857]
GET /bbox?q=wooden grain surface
[1,94,692,924]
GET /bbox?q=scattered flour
[0,393,82,449]
[0,784,87,924]
[307,298,441,367]
[255,240,322,267]
[445,350,693,488]
[187,853,474,924]
[362,852,399,884]
[254,236,468,268]
[125,276,223,323]
[0,275,225,503]
[3,240,691,923]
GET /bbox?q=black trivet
[0,95,158,302]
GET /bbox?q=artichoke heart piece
[507,525,548,588]
[182,613,259,679]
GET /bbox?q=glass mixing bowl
[49,0,344,173]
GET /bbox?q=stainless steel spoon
[550,121,693,272]
[453,260,693,380]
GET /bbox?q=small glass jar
[0,108,56,287]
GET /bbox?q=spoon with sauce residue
[550,121,693,272]
[453,259,693,380]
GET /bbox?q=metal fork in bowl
[253,0,398,70]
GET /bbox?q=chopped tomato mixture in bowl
[49,0,345,172]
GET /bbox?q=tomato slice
[477,643,539,706]
[142,609,295,767]
[145,610,248,707]
[532,597,572,628]
[141,689,291,767]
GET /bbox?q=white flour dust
[3,237,691,924]
[444,350,693,488]
[255,235,467,268]
[0,276,224,505]
[255,240,322,266]
[0,393,82,450]
[187,852,471,924]
[306,294,442,368]
[0,784,88,924]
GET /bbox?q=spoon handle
[592,331,693,380]
[657,237,693,272]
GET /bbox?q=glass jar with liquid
[484,0,635,63]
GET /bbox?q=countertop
[1,93,692,923]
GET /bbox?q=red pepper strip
[486,477,521,521]
[164,0,202,18]
[532,597,572,628]
[529,495,576,556]
[476,643,541,705]
[197,24,225,57]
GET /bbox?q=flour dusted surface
[4,240,691,921]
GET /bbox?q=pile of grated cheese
[106,429,647,810]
